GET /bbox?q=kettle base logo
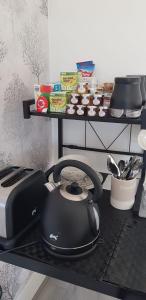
[49,234,59,241]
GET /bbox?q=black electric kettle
[41,160,103,258]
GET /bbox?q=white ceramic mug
[138,129,146,150]
[110,176,137,210]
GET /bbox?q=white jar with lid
[93,94,102,106]
[66,104,76,115]
[70,93,79,104]
[98,106,108,117]
[81,94,91,105]
[76,105,85,116]
[87,106,96,117]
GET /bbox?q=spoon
[121,156,138,179]
[126,159,143,179]
[107,155,120,178]
[127,169,141,180]
[118,160,126,176]
[132,159,143,171]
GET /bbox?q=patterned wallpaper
[0,0,50,170]
[0,0,49,299]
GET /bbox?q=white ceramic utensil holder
[110,176,137,210]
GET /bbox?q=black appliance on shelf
[127,75,146,106]
[41,159,103,259]
[110,77,142,109]
[0,166,47,249]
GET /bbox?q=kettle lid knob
[66,182,82,195]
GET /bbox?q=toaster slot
[1,168,27,187]
[0,166,19,180]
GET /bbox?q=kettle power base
[42,242,98,260]
[42,232,100,260]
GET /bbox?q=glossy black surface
[41,189,99,253]
[0,188,146,299]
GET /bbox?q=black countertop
[0,190,146,300]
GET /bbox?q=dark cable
[0,240,40,255]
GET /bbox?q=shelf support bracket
[58,119,63,158]
[23,99,35,119]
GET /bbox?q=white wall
[48,0,145,169]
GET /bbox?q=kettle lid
[60,182,88,201]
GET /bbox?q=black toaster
[0,166,47,249]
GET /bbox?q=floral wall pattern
[0,0,49,298]
[0,0,50,170]
[0,41,7,64]
[40,0,48,17]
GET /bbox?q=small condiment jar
[87,106,97,117]
[70,93,79,105]
[90,87,97,94]
[96,84,104,94]
[66,104,76,115]
[77,82,88,94]
[76,105,85,116]
[81,94,91,105]
[89,79,97,94]
[103,82,114,93]
[102,92,111,108]
[98,106,108,117]
[93,94,102,106]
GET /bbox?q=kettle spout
[45,181,61,192]
[45,182,56,192]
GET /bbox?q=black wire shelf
[23,99,142,124]
[62,145,143,157]
[30,110,141,124]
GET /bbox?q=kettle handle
[88,201,100,236]
[53,159,102,202]
[45,165,55,180]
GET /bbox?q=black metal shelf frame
[23,99,146,216]
[23,99,141,124]
[23,99,144,159]
[1,99,140,300]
